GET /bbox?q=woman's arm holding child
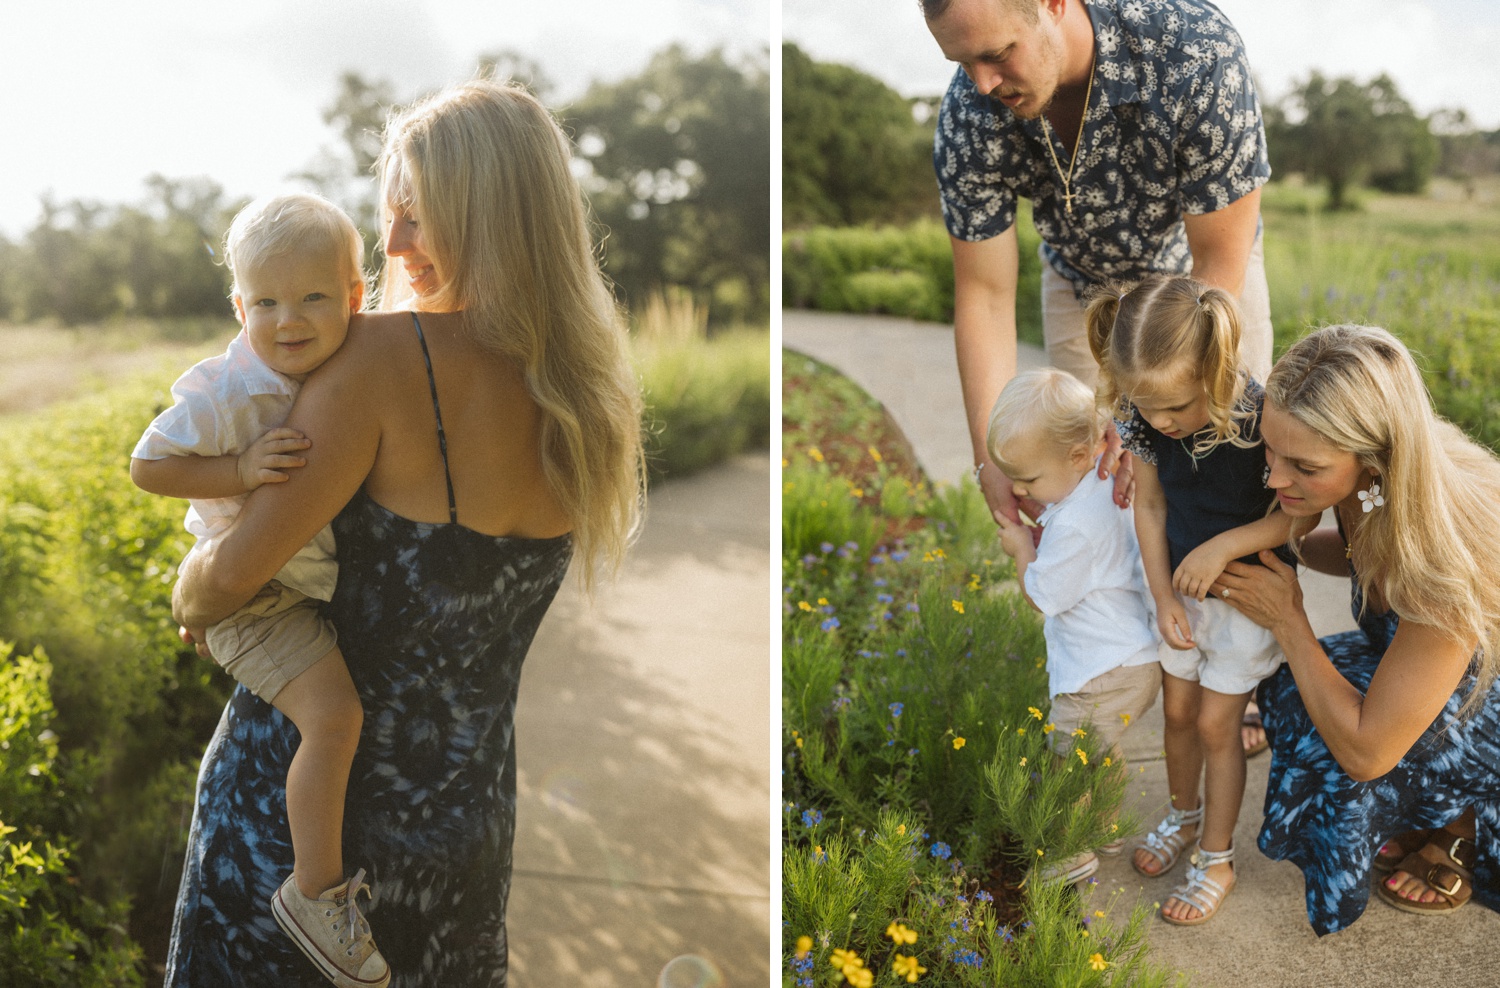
[131,428,311,499]
[1133,457,1195,649]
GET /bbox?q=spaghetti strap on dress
[166,312,572,985]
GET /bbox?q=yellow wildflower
[1102,756,1113,768]
[885,921,918,945]
[1028,706,1043,721]
[795,936,813,959]
[953,737,966,750]
[1094,910,1106,919]
[868,445,883,463]
[808,447,825,463]
[852,488,864,498]
[817,597,829,606]
[1072,727,1087,738]
[796,736,804,748]
[933,548,946,559]
[1090,953,1109,971]
[829,948,862,973]
[1019,756,1027,766]
[798,601,813,612]
[1119,712,1132,726]
[1016,728,1026,737]
[896,823,906,835]
[951,600,965,614]
[892,954,927,983]
[1043,723,1056,735]
[847,969,874,988]
[967,574,981,590]
[1037,848,1045,857]
[781,458,789,468]
[1076,748,1088,766]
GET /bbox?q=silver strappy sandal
[1161,843,1235,926]
[1132,802,1203,877]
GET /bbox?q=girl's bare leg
[1134,673,1203,876]
[1161,687,1251,922]
[271,646,364,897]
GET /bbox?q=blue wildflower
[801,809,823,828]
[820,616,840,631]
[819,541,835,553]
[892,550,909,562]
[889,702,904,718]
[872,577,887,586]
[905,602,920,612]
[930,841,952,860]
[976,890,994,903]
[876,593,894,603]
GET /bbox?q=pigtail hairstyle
[1085,275,1255,457]
[1267,324,1500,714]
[375,79,645,591]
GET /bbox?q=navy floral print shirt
[934,0,1270,296]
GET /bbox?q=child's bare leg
[271,646,363,897]
[1135,673,1203,875]
[1162,687,1250,922]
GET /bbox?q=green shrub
[637,328,771,480]
[0,644,144,986]
[781,209,1045,346]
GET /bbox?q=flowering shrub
[783,358,1172,986]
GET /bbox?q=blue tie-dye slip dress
[165,313,573,985]
[1257,566,1500,935]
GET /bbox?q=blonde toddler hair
[1267,324,1500,711]
[1085,274,1254,457]
[224,192,366,298]
[986,367,1105,470]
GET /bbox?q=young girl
[1085,275,1293,926]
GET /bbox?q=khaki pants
[1038,232,1274,389]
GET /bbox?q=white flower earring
[1358,478,1386,513]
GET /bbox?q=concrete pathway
[508,452,770,987]
[785,310,1500,988]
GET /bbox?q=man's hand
[978,460,1022,526]
[1156,596,1196,651]
[1096,424,1135,508]
[237,427,311,491]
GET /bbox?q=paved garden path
[785,309,1500,987]
[507,452,770,987]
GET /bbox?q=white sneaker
[272,869,391,988]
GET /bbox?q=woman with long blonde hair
[164,78,643,986]
[1215,324,1500,933]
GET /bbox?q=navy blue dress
[1258,571,1500,935]
[165,315,572,985]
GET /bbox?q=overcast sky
[785,0,1500,129]
[0,0,768,238]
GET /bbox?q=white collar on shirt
[224,330,300,398]
[1034,459,1104,527]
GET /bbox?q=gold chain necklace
[1040,56,1096,216]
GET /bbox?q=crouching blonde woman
[1212,324,1500,935]
[165,78,644,987]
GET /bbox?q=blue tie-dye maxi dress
[1257,574,1500,935]
[164,489,571,985]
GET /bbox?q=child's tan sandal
[1376,830,1476,915]
[1132,803,1203,877]
[1160,843,1235,927]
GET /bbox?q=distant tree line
[0,44,769,328]
[782,44,1500,228]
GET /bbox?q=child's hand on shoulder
[995,514,1037,563]
[1173,543,1230,601]
[237,427,311,491]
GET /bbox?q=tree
[566,45,770,325]
[782,43,938,227]
[1270,72,1437,209]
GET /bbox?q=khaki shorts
[204,581,338,704]
[1158,594,1282,696]
[1049,661,1162,760]
[1039,231,1274,389]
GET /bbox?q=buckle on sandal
[1445,835,1476,869]
[1426,865,1463,899]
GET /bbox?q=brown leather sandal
[1376,830,1477,915]
[1373,828,1433,876]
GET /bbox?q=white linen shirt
[1024,464,1158,698]
[132,331,337,601]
